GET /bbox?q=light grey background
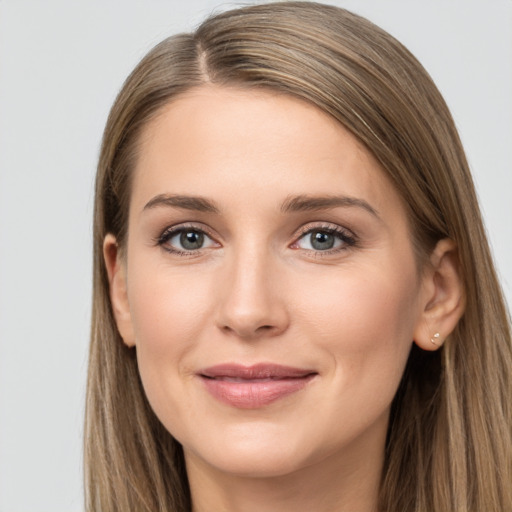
[0,1,510,510]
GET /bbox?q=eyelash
[154,222,358,257]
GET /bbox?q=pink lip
[198,363,317,409]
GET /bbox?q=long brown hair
[85,3,512,510]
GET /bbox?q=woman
[84,2,512,511]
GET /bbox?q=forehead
[131,85,404,220]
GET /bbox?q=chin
[192,449,312,479]
[182,421,322,479]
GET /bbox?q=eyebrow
[142,193,379,218]
[280,194,379,217]
[143,194,220,214]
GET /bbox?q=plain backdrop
[0,1,510,510]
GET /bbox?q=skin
[105,86,464,512]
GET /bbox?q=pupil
[180,231,204,250]
[311,231,334,250]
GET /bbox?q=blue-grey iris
[180,231,204,250]
[311,231,335,250]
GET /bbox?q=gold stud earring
[430,332,441,346]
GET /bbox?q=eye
[292,226,356,252]
[157,226,219,254]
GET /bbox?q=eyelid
[293,221,356,239]
[156,221,216,239]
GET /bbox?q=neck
[186,416,386,512]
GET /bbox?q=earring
[430,332,441,346]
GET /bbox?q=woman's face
[109,86,432,479]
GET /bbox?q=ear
[103,234,136,347]
[413,238,465,351]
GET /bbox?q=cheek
[288,262,420,450]
[322,249,418,331]
[125,265,221,448]
[125,257,216,410]
[128,258,209,350]
[298,260,420,385]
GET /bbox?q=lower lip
[200,375,315,409]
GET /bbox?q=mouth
[198,363,318,409]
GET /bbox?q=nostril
[254,325,280,336]
[222,324,272,331]
[219,322,283,339]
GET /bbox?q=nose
[215,245,289,340]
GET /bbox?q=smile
[198,363,317,409]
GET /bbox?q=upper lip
[199,363,317,379]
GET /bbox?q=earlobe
[414,239,465,351]
[103,234,136,347]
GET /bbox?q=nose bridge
[216,238,288,338]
